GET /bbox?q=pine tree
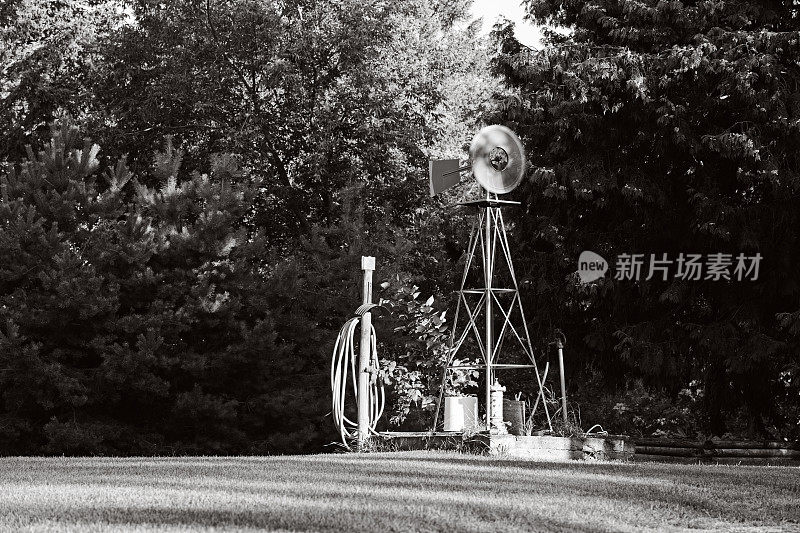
[0,121,127,453]
[0,120,348,454]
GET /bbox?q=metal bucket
[503,399,526,436]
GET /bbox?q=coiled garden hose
[330,316,384,448]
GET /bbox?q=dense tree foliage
[0,1,495,453]
[2,0,798,454]
[0,0,121,161]
[491,0,800,438]
[87,0,490,245]
[0,122,345,453]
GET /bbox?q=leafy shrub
[377,275,477,428]
[573,379,706,438]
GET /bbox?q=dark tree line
[491,0,800,438]
[0,0,797,455]
[0,0,491,454]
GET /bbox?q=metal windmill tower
[430,125,553,433]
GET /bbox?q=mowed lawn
[0,452,798,532]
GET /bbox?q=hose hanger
[330,316,384,448]
[330,256,386,449]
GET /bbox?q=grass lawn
[0,452,798,532]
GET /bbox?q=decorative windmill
[430,125,553,433]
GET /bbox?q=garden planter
[443,395,478,431]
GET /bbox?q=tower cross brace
[432,192,553,433]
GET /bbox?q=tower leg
[484,203,493,431]
[431,215,480,433]
[496,208,554,431]
[431,366,448,433]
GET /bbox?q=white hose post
[330,256,384,449]
[358,256,375,449]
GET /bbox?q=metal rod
[357,256,375,448]
[497,208,553,431]
[528,362,550,423]
[557,337,568,427]
[431,215,480,433]
[452,213,485,359]
[431,366,448,433]
[489,292,516,362]
[448,364,537,369]
[484,193,493,431]
[461,289,487,361]
[454,292,484,355]
[459,213,481,293]
[461,288,515,293]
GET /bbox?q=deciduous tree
[490,0,800,438]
